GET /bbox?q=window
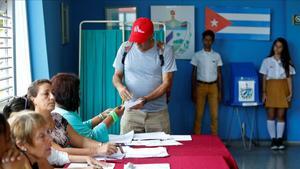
[105,7,137,30]
[0,0,14,105]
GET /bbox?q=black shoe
[270,138,278,150]
[277,138,285,150]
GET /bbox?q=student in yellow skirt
[259,37,295,150]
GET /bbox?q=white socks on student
[277,122,285,139]
[267,120,276,139]
[267,120,285,139]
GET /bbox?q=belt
[197,80,217,84]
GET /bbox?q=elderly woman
[26,79,118,156]
[51,73,124,143]
[0,113,31,169]
[8,111,53,169]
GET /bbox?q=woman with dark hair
[51,73,124,143]
[26,79,118,157]
[259,37,295,150]
[2,96,30,119]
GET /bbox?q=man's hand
[117,86,132,101]
[130,97,146,110]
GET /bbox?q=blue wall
[33,0,300,140]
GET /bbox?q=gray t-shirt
[113,42,177,112]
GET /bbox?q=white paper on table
[68,162,115,169]
[94,149,125,161]
[109,130,134,145]
[123,146,169,158]
[124,100,143,110]
[129,139,182,146]
[170,135,192,141]
[124,163,170,169]
[133,132,171,140]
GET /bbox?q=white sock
[267,120,276,139]
[277,122,285,139]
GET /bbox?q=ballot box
[229,62,260,106]
[226,62,262,150]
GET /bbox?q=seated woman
[26,79,118,156]
[0,113,30,169]
[7,111,53,169]
[51,73,124,143]
[2,98,114,168]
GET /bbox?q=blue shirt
[113,42,177,112]
[52,106,109,143]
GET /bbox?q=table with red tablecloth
[66,135,238,169]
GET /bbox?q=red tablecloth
[66,135,238,169]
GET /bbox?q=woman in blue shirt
[51,73,124,143]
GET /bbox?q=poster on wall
[238,80,255,102]
[151,6,195,60]
[205,6,271,41]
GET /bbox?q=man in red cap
[113,17,177,134]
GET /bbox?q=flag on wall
[205,7,271,41]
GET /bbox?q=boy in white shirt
[191,30,222,135]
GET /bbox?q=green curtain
[80,29,164,134]
[80,30,122,134]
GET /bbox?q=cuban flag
[205,7,271,40]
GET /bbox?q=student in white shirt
[259,37,295,150]
[191,30,223,135]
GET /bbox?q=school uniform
[259,56,296,108]
[191,49,223,135]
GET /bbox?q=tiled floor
[228,143,300,169]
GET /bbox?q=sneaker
[270,138,278,150]
[277,138,285,150]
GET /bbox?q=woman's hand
[287,93,293,102]
[114,106,125,117]
[96,143,118,156]
[86,157,109,169]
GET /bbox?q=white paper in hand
[124,99,143,110]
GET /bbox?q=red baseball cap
[129,17,154,43]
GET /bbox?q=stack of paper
[109,130,134,145]
[129,139,182,146]
[124,163,170,169]
[123,146,169,158]
[170,135,192,141]
[67,162,115,169]
[133,132,171,140]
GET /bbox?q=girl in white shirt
[259,37,295,150]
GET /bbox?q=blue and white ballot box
[229,62,260,106]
